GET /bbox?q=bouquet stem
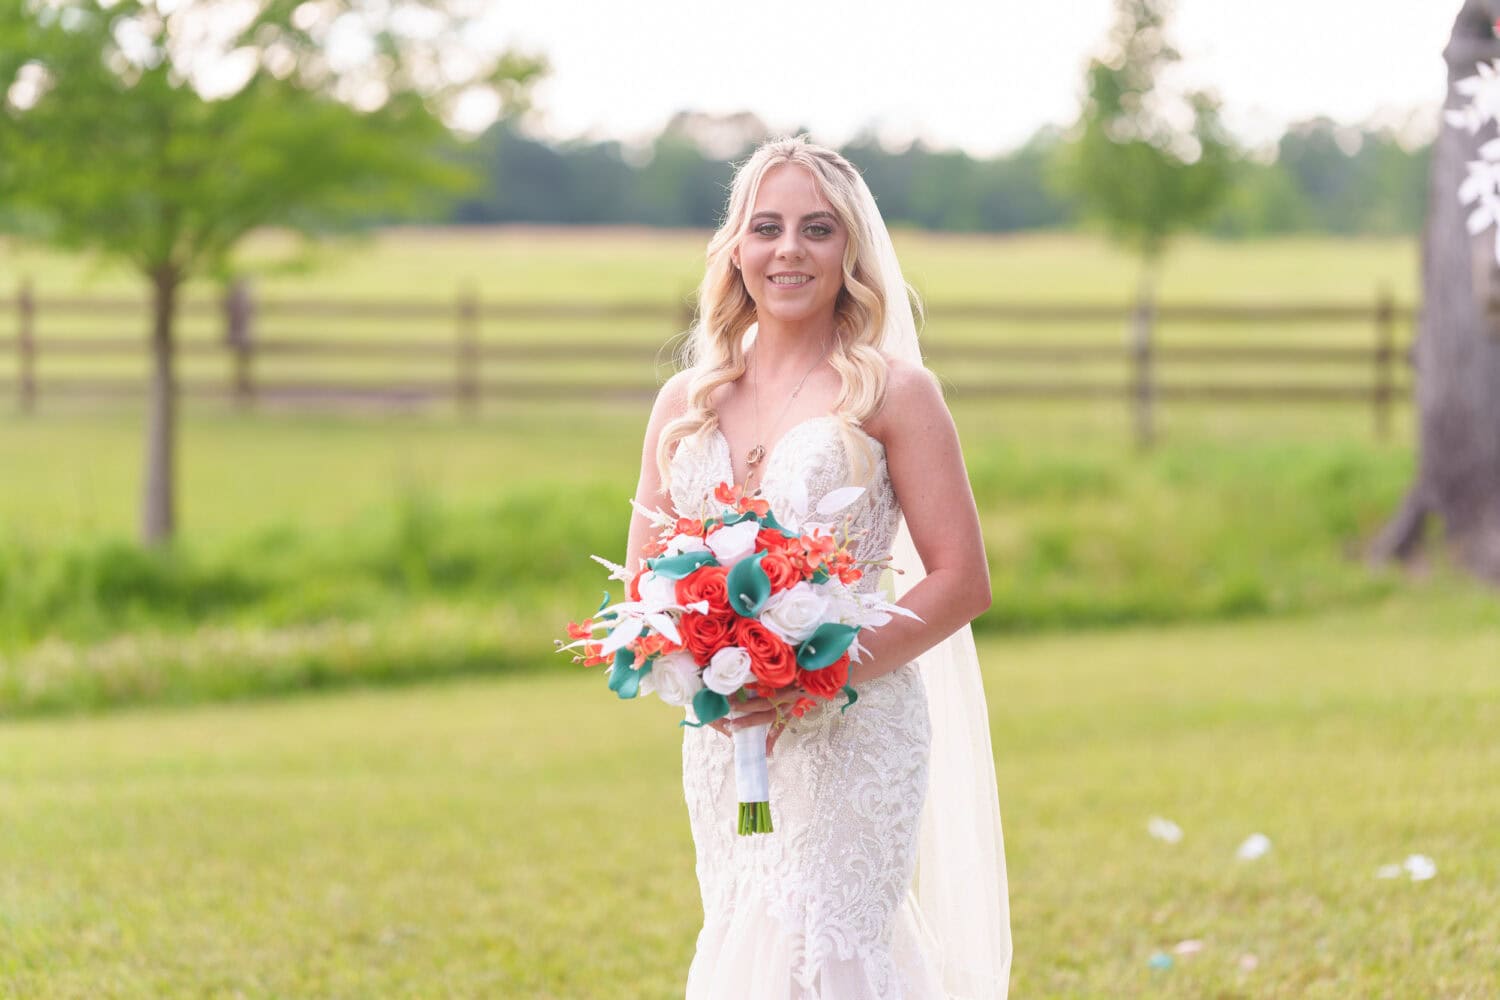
[738,800,774,834]
[731,720,774,836]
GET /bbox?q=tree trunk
[141,265,180,547]
[1372,0,1500,582]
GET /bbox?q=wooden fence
[0,280,1414,447]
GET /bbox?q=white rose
[638,571,679,609]
[705,520,760,568]
[664,533,709,557]
[703,645,755,696]
[759,581,831,645]
[650,650,703,707]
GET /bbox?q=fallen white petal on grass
[1147,816,1183,844]
[1235,833,1272,861]
[1238,953,1259,972]
[1375,854,1437,881]
[1171,939,1204,956]
[1403,854,1437,881]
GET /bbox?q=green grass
[1,607,1495,998]
[0,229,1418,395]
[0,227,1420,304]
[0,395,1438,716]
[0,227,1490,995]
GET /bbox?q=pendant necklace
[743,339,832,495]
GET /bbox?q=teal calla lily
[727,551,772,617]
[796,622,860,670]
[647,550,718,580]
[840,684,859,714]
[679,687,730,729]
[607,648,651,699]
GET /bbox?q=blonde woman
[627,136,1011,999]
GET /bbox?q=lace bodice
[668,415,901,598]
[671,415,939,999]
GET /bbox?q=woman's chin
[754,303,836,326]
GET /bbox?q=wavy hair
[656,135,917,493]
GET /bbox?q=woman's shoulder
[865,353,945,441]
[651,367,697,421]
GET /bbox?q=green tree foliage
[0,0,545,545]
[1057,0,1235,281]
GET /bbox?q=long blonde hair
[656,135,917,493]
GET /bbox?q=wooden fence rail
[1,279,1415,447]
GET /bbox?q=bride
[625,136,1011,999]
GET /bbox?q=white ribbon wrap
[731,721,771,802]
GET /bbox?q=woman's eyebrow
[749,210,838,223]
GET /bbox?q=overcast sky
[473,0,1460,156]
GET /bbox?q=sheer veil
[853,178,1013,998]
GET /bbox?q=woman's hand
[707,689,800,756]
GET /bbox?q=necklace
[743,339,832,494]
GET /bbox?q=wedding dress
[670,413,947,999]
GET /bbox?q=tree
[0,0,545,546]
[1057,0,1235,293]
[1371,0,1500,581]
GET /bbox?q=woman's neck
[749,315,838,382]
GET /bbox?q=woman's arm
[844,359,992,686]
[730,358,992,741]
[625,369,692,576]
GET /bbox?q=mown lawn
[1,603,1495,999]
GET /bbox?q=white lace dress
[669,415,946,1000]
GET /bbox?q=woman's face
[732,163,848,329]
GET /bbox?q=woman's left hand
[728,690,799,755]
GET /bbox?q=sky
[469,0,1461,157]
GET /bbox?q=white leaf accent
[645,611,681,645]
[599,612,643,656]
[816,485,867,516]
[590,553,631,582]
[784,476,809,526]
[628,497,676,526]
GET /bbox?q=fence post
[1130,286,1156,450]
[18,279,35,414]
[225,277,254,410]
[1373,284,1394,440]
[456,283,480,417]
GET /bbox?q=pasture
[1,614,1496,997]
[0,227,1494,996]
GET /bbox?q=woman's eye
[806,223,832,237]
[754,223,780,236]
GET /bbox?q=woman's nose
[776,232,806,259]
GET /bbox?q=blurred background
[1,1,1495,997]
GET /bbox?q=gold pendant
[746,444,765,466]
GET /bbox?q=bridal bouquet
[558,480,920,835]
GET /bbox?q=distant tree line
[446,111,1430,237]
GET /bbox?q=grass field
[1,609,1495,999]
[1,226,1494,996]
[1,228,1418,396]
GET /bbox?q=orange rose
[675,565,730,615]
[736,617,796,688]
[796,652,850,700]
[679,611,737,666]
[760,549,801,593]
[756,527,792,554]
